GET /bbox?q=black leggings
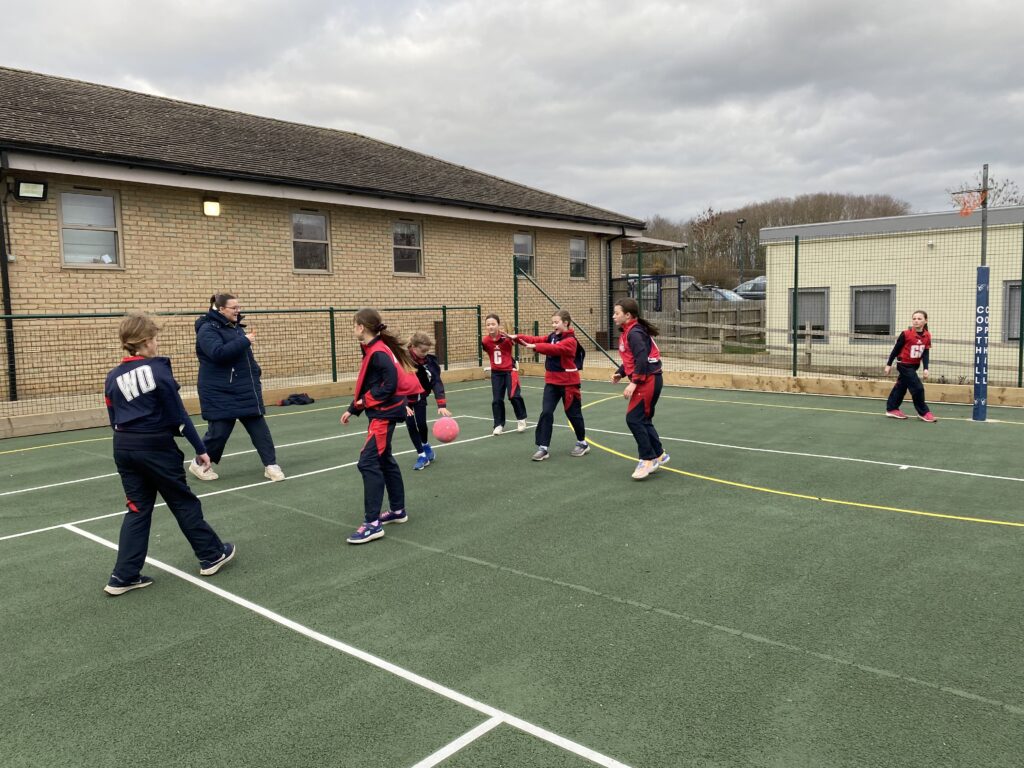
[886,364,929,415]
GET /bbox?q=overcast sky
[5,0,1023,221]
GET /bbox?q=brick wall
[1,173,624,402]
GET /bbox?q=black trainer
[104,575,154,596]
[199,543,236,576]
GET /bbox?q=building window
[514,232,534,276]
[1005,281,1021,341]
[292,211,330,271]
[850,285,895,341]
[788,287,829,342]
[569,237,587,279]
[58,190,122,267]
[393,221,423,274]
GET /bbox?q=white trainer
[188,460,219,481]
[516,419,528,432]
[264,464,286,482]
[492,425,504,436]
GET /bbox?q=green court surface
[2,378,1023,767]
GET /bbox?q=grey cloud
[4,0,1024,220]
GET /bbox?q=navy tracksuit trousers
[111,433,224,581]
[202,415,277,465]
[358,419,405,523]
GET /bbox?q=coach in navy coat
[190,293,285,482]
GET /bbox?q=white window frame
[850,285,896,343]
[392,219,424,276]
[57,187,124,269]
[291,210,331,273]
[1005,281,1022,342]
[787,287,830,343]
[514,231,535,277]
[569,236,588,279]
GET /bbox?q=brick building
[0,67,643,431]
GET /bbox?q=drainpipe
[0,149,16,400]
[605,226,627,351]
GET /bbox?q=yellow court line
[656,393,1024,425]
[585,436,1024,529]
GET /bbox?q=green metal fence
[0,305,482,418]
[600,219,1024,391]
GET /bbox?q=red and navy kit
[887,328,931,368]
[886,327,932,417]
[103,355,224,583]
[482,334,527,428]
[615,320,665,461]
[408,349,447,408]
[346,337,407,524]
[517,329,585,447]
[482,334,517,372]
[406,347,447,453]
[516,329,581,386]
[348,337,413,421]
[615,320,663,384]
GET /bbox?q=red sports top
[481,334,517,371]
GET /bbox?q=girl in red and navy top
[102,312,234,596]
[884,310,936,422]
[406,332,452,471]
[613,298,669,479]
[341,308,418,543]
[509,310,588,461]
[481,313,528,435]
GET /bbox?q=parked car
[734,276,766,301]
[706,286,746,302]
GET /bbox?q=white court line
[460,415,1024,483]
[409,717,504,768]
[63,524,632,768]
[0,431,496,543]
[0,431,367,497]
[2,414,468,497]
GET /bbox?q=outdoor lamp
[14,181,47,201]
[202,196,221,216]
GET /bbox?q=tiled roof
[0,67,643,228]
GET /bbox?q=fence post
[441,305,449,371]
[706,303,713,341]
[329,307,337,382]
[513,257,520,335]
[533,320,540,363]
[1018,224,1024,388]
[791,235,799,377]
[476,305,483,366]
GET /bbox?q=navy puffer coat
[195,309,266,420]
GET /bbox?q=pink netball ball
[432,416,460,443]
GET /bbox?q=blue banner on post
[973,266,990,421]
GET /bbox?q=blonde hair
[409,332,434,350]
[119,311,160,354]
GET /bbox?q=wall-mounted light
[927,241,935,249]
[14,180,48,201]
[202,196,221,217]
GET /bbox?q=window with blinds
[788,287,829,342]
[851,286,895,341]
[1005,282,1021,342]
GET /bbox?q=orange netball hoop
[955,189,987,217]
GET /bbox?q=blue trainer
[379,508,408,525]
[423,443,436,462]
[654,452,670,470]
[413,454,430,470]
[347,522,385,544]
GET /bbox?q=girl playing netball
[884,310,935,422]
[481,313,528,435]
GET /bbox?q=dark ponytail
[615,297,659,337]
[354,307,413,368]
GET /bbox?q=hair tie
[377,323,387,332]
